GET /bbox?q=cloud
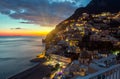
[0,0,90,27]
[10,27,26,30]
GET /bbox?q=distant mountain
[69,0,120,20]
[45,0,120,42]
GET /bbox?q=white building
[72,55,120,79]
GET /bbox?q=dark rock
[69,0,120,20]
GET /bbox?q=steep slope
[69,0,120,20]
[45,0,120,42]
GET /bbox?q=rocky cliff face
[45,0,120,42]
[69,0,120,20]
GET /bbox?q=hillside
[45,0,120,43]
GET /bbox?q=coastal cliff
[45,0,120,43]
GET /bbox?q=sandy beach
[8,59,52,79]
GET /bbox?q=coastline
[8,58,52,79]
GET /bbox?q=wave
[0,57,17,62]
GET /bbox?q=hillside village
[41,12,120,79]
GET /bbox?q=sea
[0,36,45,79]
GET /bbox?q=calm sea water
[0,36,45,79]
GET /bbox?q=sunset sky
[0,0,91,36]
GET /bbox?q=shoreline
[8,58,52,79]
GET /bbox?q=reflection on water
[0,36,45,79]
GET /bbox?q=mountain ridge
[45,0,120,43]
[69,0,120,20]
